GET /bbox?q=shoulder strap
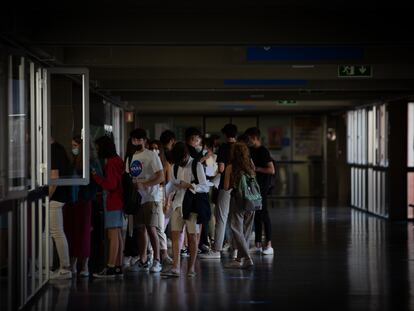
[191,160,199,184]
[173,164,179,179]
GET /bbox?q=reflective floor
[26,201,414,311]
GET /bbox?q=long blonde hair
[230,142,255,186]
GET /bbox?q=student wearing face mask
[126,129,165,273]
[64,136,99,278]
[185,127,210,164]
[160,130,176,164]
[161,142,209,277]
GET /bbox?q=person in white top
[162,142,209,277]
[126,129,165,273]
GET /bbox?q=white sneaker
[130,256,140,266]
[230,249,238,259]
[127,261,140,272]
[261,246,274,255]
[150,260,162,273]
[198,250,221,259]
[79,270,89,278]
[50,269,72,280]
[162,255,173,266]
[241,257,254,269]
[123,256,132,267]
[222,243,231,252]
[249,247,262,254]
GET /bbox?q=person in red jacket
[91,135,125,278]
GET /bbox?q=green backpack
[235,173,262,211]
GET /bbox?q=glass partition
[0,53,7,200]
[0,211,12,311]
[8,56,28,193]
[231,117,257,135]
[46,68,89,186]
[205,117,230,139]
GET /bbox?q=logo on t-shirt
[130,160,143,177]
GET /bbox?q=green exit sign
[338,65,372,78]
[277,100,297,105]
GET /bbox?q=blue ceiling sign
[247,46,364,61]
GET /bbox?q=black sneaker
[180,248,190,258]
[138,260,151,272]
[93,266,116,279]
[115,266,123,278]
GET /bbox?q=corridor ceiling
[1,2,414,114]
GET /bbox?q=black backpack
[122,155,142,215]
[173,160,211,224]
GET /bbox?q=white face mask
[195,146,203,152]
[72,148,80,156]
[153,149,160,155]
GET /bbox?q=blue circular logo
[130,160,143,177]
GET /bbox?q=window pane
[49,70,89,185]
[408,103,414,167]
[231,117,257,134]
[8,56,27,192]
[259,116,291,161]
[205,117,230,138]
[0,54,7,199]
[173,116,203,141]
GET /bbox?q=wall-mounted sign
[125,111,134,123]
[338,65,372,78]
[277,100,297,105]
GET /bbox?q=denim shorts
[104,209,124,229]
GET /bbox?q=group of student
[47,123,275,280]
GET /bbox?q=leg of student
[143,202,161,262]
[187,233,198,273]
[137,226,148,263]
[117,228,124,266]
[243,211,255,247]
[156,203,168,259]
[187,213,199,274]
[171,231,182,271]
[230,206,250,260]
[254,210,263,248]
[82,257,89,273]
[214,189,231,251]
[147,226,160,262]
[49,201,70,269]
[261,194,272,247]
[107,228,119,266]
[135,209,148,263]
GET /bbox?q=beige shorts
[135,202,161,228]
[171,206,200,234]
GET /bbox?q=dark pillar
[388,101,407,221]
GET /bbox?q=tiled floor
[26,202,414,310]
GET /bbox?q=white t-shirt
[126,149,163,204]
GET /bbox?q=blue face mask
[72,148,80,156]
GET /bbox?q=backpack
[234,173,262,211]
[173,160,211,224]
[122,155,142,215]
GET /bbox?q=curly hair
[230,142,255,186]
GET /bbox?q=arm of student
[49,169,59,197]
[256,161,275,175]
[223,165,232,191]
[92,164,119,191]
[193,162,210,193]
[142,170,165,187]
